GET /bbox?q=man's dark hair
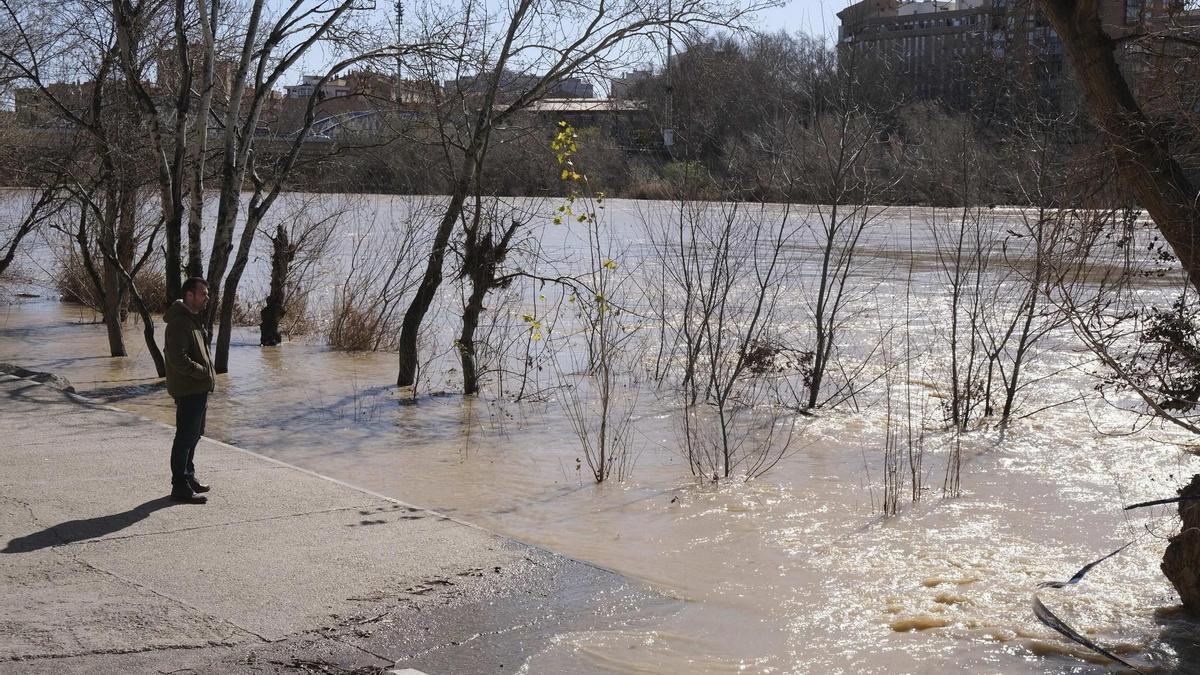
[181,277,208,296]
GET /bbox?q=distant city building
[550,77,595,98]
[522,97,654,149]
[838,0,1046,108]
[836,0,1197,110]
[14,46,284,134]
[283,75,354,100]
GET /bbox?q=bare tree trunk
[1163,473,1200,615]
[100,188,126,357]
[110,0,186,305]
[1000,210,1047,423]
[215,277,237,372]
[458,275,488,395]
[0,227,33,277]
[1038,0,1200,294]
[163,0,192,301]
[457,208,515,394]
[187,170,207,279]
[187,0,219,280]
[128,0,190,303]
[97,227,167,377]
[72,203,117,353]
[398,188,469,386]
[116,184,136,319]
[457,201,489,395]
[100,272,124,355]
[165,188,183,300]
[260,224,290,346]
[133,293,166,376]
[808,202,839,409]
[947,210,967,429]
[215,205,264,373]
[202,0,265,334]
[206,183,241,335]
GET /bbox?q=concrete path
[0,374,675,674]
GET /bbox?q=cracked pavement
[0,374,678,674]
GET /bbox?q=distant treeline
[4,32,1195,207]
[266,32,1187,207]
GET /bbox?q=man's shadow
[3,497,175,553]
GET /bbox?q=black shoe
[170,490,207,504]
[186,478,210,493]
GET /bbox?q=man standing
[164,277,216,504]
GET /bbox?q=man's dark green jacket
[164,300,215,398]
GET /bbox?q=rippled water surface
[3,195,1199,673]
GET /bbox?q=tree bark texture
[458,224,508,395]
[214,206,264,373]
[100,189,126,357]
[187,0,219,281]
[260,224,291,347]
[1162,473,1200,616]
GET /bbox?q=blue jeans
[170,393,207,489]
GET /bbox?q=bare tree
[259,200,339,346]
[988,111,1082,425]
[50,186,167,374]
[456,197,526,396]
[1054,204,1200,435]
[393,0,759,387]
[1006,0,1200,612]
[29,0,438,375]
[645,196,801,480]
[326,197,428,353]
[559,197,639,482]
[2,0,176,364]
[930,204,997,430]
[775,51,899,410]
[212,48,437,372]
[108,0,187,302]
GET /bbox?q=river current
[2,193,1199,673]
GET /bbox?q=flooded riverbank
[2,197,1199,673]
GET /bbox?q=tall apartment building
[836,0,1196,111]
[838,0,1060,109]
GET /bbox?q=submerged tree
[0,3,164,359]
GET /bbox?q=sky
[290,0,849,88]
[0,0,849,104]
[752,0,845,39]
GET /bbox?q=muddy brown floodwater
[3,196,1200,673]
